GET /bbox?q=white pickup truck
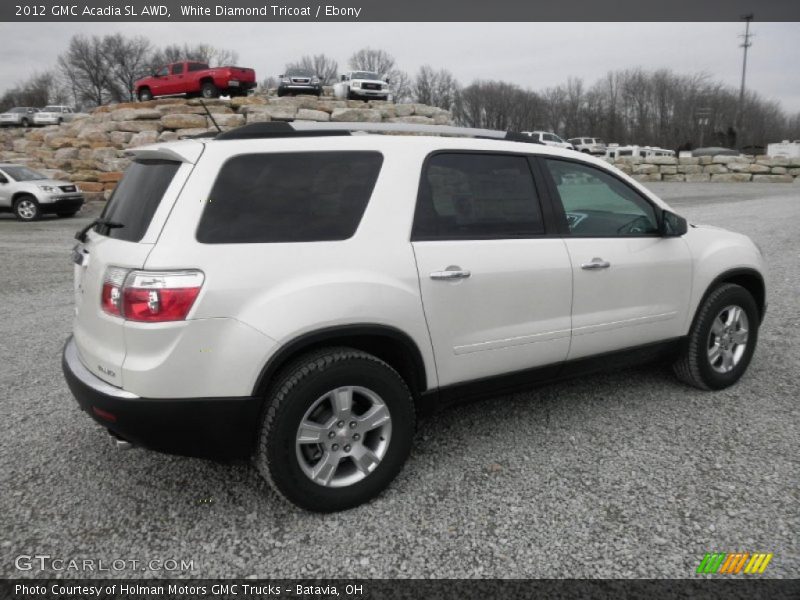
[333,71,391,101]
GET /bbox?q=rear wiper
[75,218,124,242]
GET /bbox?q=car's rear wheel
[673,283,759,390]
[201,82,220,98]
[255,347,415,512]
[13,195,41,221]
[137,88,153,102]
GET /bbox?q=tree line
[2,34,798,150]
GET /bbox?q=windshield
[351,71,380,80]
[2,166,46,181]
[42,106,61,112]
[10,108,29,113]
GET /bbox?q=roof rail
[211,121,543,144]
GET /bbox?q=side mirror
[660,209,688,237]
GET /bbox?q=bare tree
[348,48,396,75]
[58,35,111,106]
[414,65,460,111]
[286,54,339,85]
[0,72,63,111]
[150,43,239,69]
[104,34,152,102]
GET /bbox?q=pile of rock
[607,154,800,184]
[0,95,454,199]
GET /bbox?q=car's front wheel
[137,88,153,102]
[13,195,41,221]
[673,283,759,390]
[255,347,415,512]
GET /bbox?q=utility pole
[737,14,754,135]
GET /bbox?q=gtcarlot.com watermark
[14,554,194,573]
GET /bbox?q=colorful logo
[697,552,773,574]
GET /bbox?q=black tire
[673,283,759,390]
[138,88,153,102]
[201,82,220,99]
[347,89,355,100]
[13,195,41,221]
[20,118,30,128]
[255,347,415,512]
[57,118,63,125]
[57,211,78,218]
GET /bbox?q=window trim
[411,150,557,242]
[535,155,664,239]
[194,150,384,245]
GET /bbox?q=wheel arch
[12,191,37,204]
[252,324,430,400]
[696,268,766,324]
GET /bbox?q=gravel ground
[0,183,798,579]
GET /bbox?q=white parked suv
[568,137,607,155]
[521,130,575,150]
[62,122,766,512]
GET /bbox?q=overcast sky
[1,21,798,112]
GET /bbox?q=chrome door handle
[581,258,611,270]
[430,267,471,280]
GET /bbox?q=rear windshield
[197,152,383,244]
[98,159,180,242]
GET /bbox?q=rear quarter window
[98,159,180,242]
[196,151,383,244]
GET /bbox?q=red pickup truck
[134,61,257,101]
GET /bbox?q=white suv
[62,122,766,512]
[521,130,575,150]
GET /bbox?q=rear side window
[172,63,184,74]
[98,159,180,242]
[197,152,383,244]
[412,153,544,241]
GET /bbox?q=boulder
[97,171,123,183]
[330,108,382,122]
[160,114,208,129]
[175,128,216,138]
[747,163,771,174]
[678,164,702,174]
[54,147,79,160]
[243,105,297,121]
[412,104,438,118]
[75,181,104,192]
[771,166,788,174]
[678,156,700,165]
[632,173,661,182]
[394,104,414,117]
[711,173,751,183]
[157,131,179,142]
[316,100,348,113]
[711,155,739,164]
[659,166,678,175]
[645,156,677,165]
[128,131,159,146]
[296,109,330,122]
[788,168,800,176]
[727,162,752,173]
[703,164,728,174]
[90,147,119,161]
[109,131,134,146]
[632,164,659,174]
[662,174,685,182]
[110,108,161,121]
[115,120,162,133]
[698,156,713,165]
[211,113,246,127]
[230,96,267,109]
[685,173,711,182]
[752,174,793,183]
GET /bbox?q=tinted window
[197,152,383,244]
[188,62,208,72]
[172,63,184,74]
[412,153,544,241]
[544,159,659,237]
[98,159,180,242]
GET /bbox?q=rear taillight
[101,268,204,322]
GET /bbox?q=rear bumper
[61,336,261,459]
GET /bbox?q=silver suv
[0,164,84,221]
[568,137,607,155]
[62,122,765,512]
